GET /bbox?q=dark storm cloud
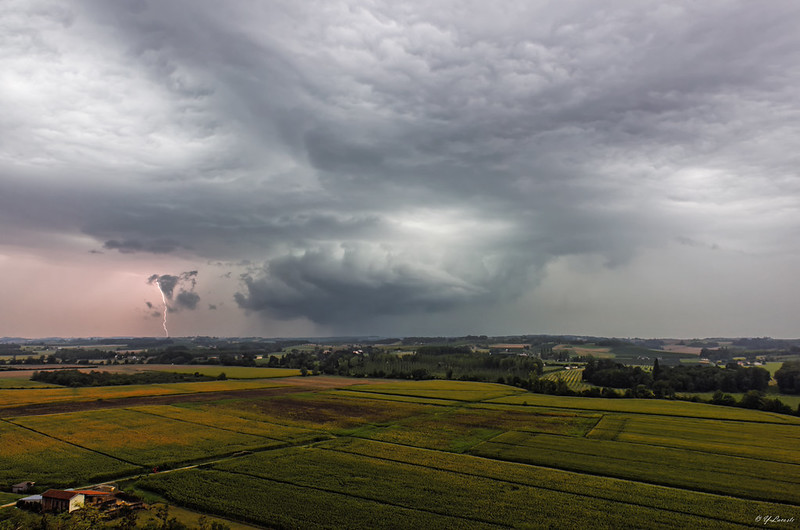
[175,290,200,310]
[147,271,199,310]
[237,250,464,323]
[4,1,800,331]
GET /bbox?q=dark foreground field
[2,375,799,528]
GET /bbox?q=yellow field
[11,408,279,467]
[344,380,525,402]
[0,379,284,410]
[0,419,139,485]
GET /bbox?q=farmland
[1,376,799,528]
[541,367,593,391]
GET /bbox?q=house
[42,490,85,513]
[11,481,35,493]
[74,489,114,506]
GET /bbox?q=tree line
[31,369,219,387]
[582,358,770,395]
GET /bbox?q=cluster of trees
[582,358,770,395]
[775,361,800,393]
[270,347,544,384]
[31,370,219,387]
[1,502,230,530]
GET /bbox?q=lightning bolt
[155,278,169,337]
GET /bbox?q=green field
[0,378,59,389]
[1,377,799,528]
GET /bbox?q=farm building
[74,489,114,506]
[42,490,84,513]
[15,495,42,511]
[11,481,34,493]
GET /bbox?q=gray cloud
[175,290,200,310]
[147,271,199,311]
[104,239,182,254]
[3,1,800,335]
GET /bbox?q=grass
[0,378,59,389]
[133,502,262,530]
[0,492,20,505]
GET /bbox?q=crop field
[346,406,599,452]
[126,403,319,441]
[588,414,800,463]
[472,430,800,504]
[10,408,283,468]
[344,380,526,402]
[2,377,800,528]
[541,367,593,391]
[490,392,800,423]
[136,438,800,529]
[193,392,437,431]
[158,366,302,379]
[0,378,285,410]
[0,419,139,486]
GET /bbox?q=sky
[2,0,800,339]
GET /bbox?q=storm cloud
[147,271,199,312]
[2,0,800,337]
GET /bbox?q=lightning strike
[154,278,169,337]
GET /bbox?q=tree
[740,390,765,409]
[775,361,800,394]
[652,358,661,381]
